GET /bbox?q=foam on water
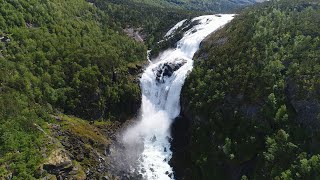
[164,19,187,38]
[123,14,234,180]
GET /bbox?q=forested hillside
[181,0,320,179]
[88,0,195,47]
[130,0,265,12]
[2,0,318,179]
[89,0,265,46]
[0,0,149,178]
[0,0,228,178]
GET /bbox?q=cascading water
[123,14,234,180]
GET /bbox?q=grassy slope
[46,115,116,179]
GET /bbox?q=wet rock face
[98,119,145,180]
[153,60,187,83]
[169,115,192,180]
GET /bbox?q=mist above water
[122,14,235,180]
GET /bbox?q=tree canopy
[182,0,320,179]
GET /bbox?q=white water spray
[123,14,234,180]
[164,19,187,38]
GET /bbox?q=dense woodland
[0,0,202,178]
[129,0,260,12]
[0,0,319,179]
[182,0,320,179]
[89,0,195,47]
[0,0,173,178]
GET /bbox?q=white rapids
[164,19,187,38]
[123,14,234,180]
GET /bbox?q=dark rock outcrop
[169,115,192,180]
[42,116,125,179]
[287,78,320,130]
[124,28,146,42]
[153,60,187,83]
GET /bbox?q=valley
[0,0,319,179]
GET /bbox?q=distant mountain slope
[88,0,195,47]
[131,0,267,12]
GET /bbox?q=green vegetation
[59,114,110,146]
[0,0,149,178]
[0,91,47,179]
[182,0,320,179]
[2,0,316,179]
[0,0,198,178]
[51,114,113,178]
[89,0,195,47]
[130,0,261,12]
[0,0,148,121]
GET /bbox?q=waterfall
[122,14,234,180]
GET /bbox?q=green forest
[129,0,260,12]
[0,0,196,178]
[182,0,320,179]
[0,0,160,178]
[89,0,195,47]
[0,0,319,179]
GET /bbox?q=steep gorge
[1,0,319,179]
[179,0,320,179]
[115,14,235,180]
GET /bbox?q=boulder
[151,135,157,143]
[102,176,109,180]
[43,149,73,175]
[153,60,187,83]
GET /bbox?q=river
[123,14,234,180]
